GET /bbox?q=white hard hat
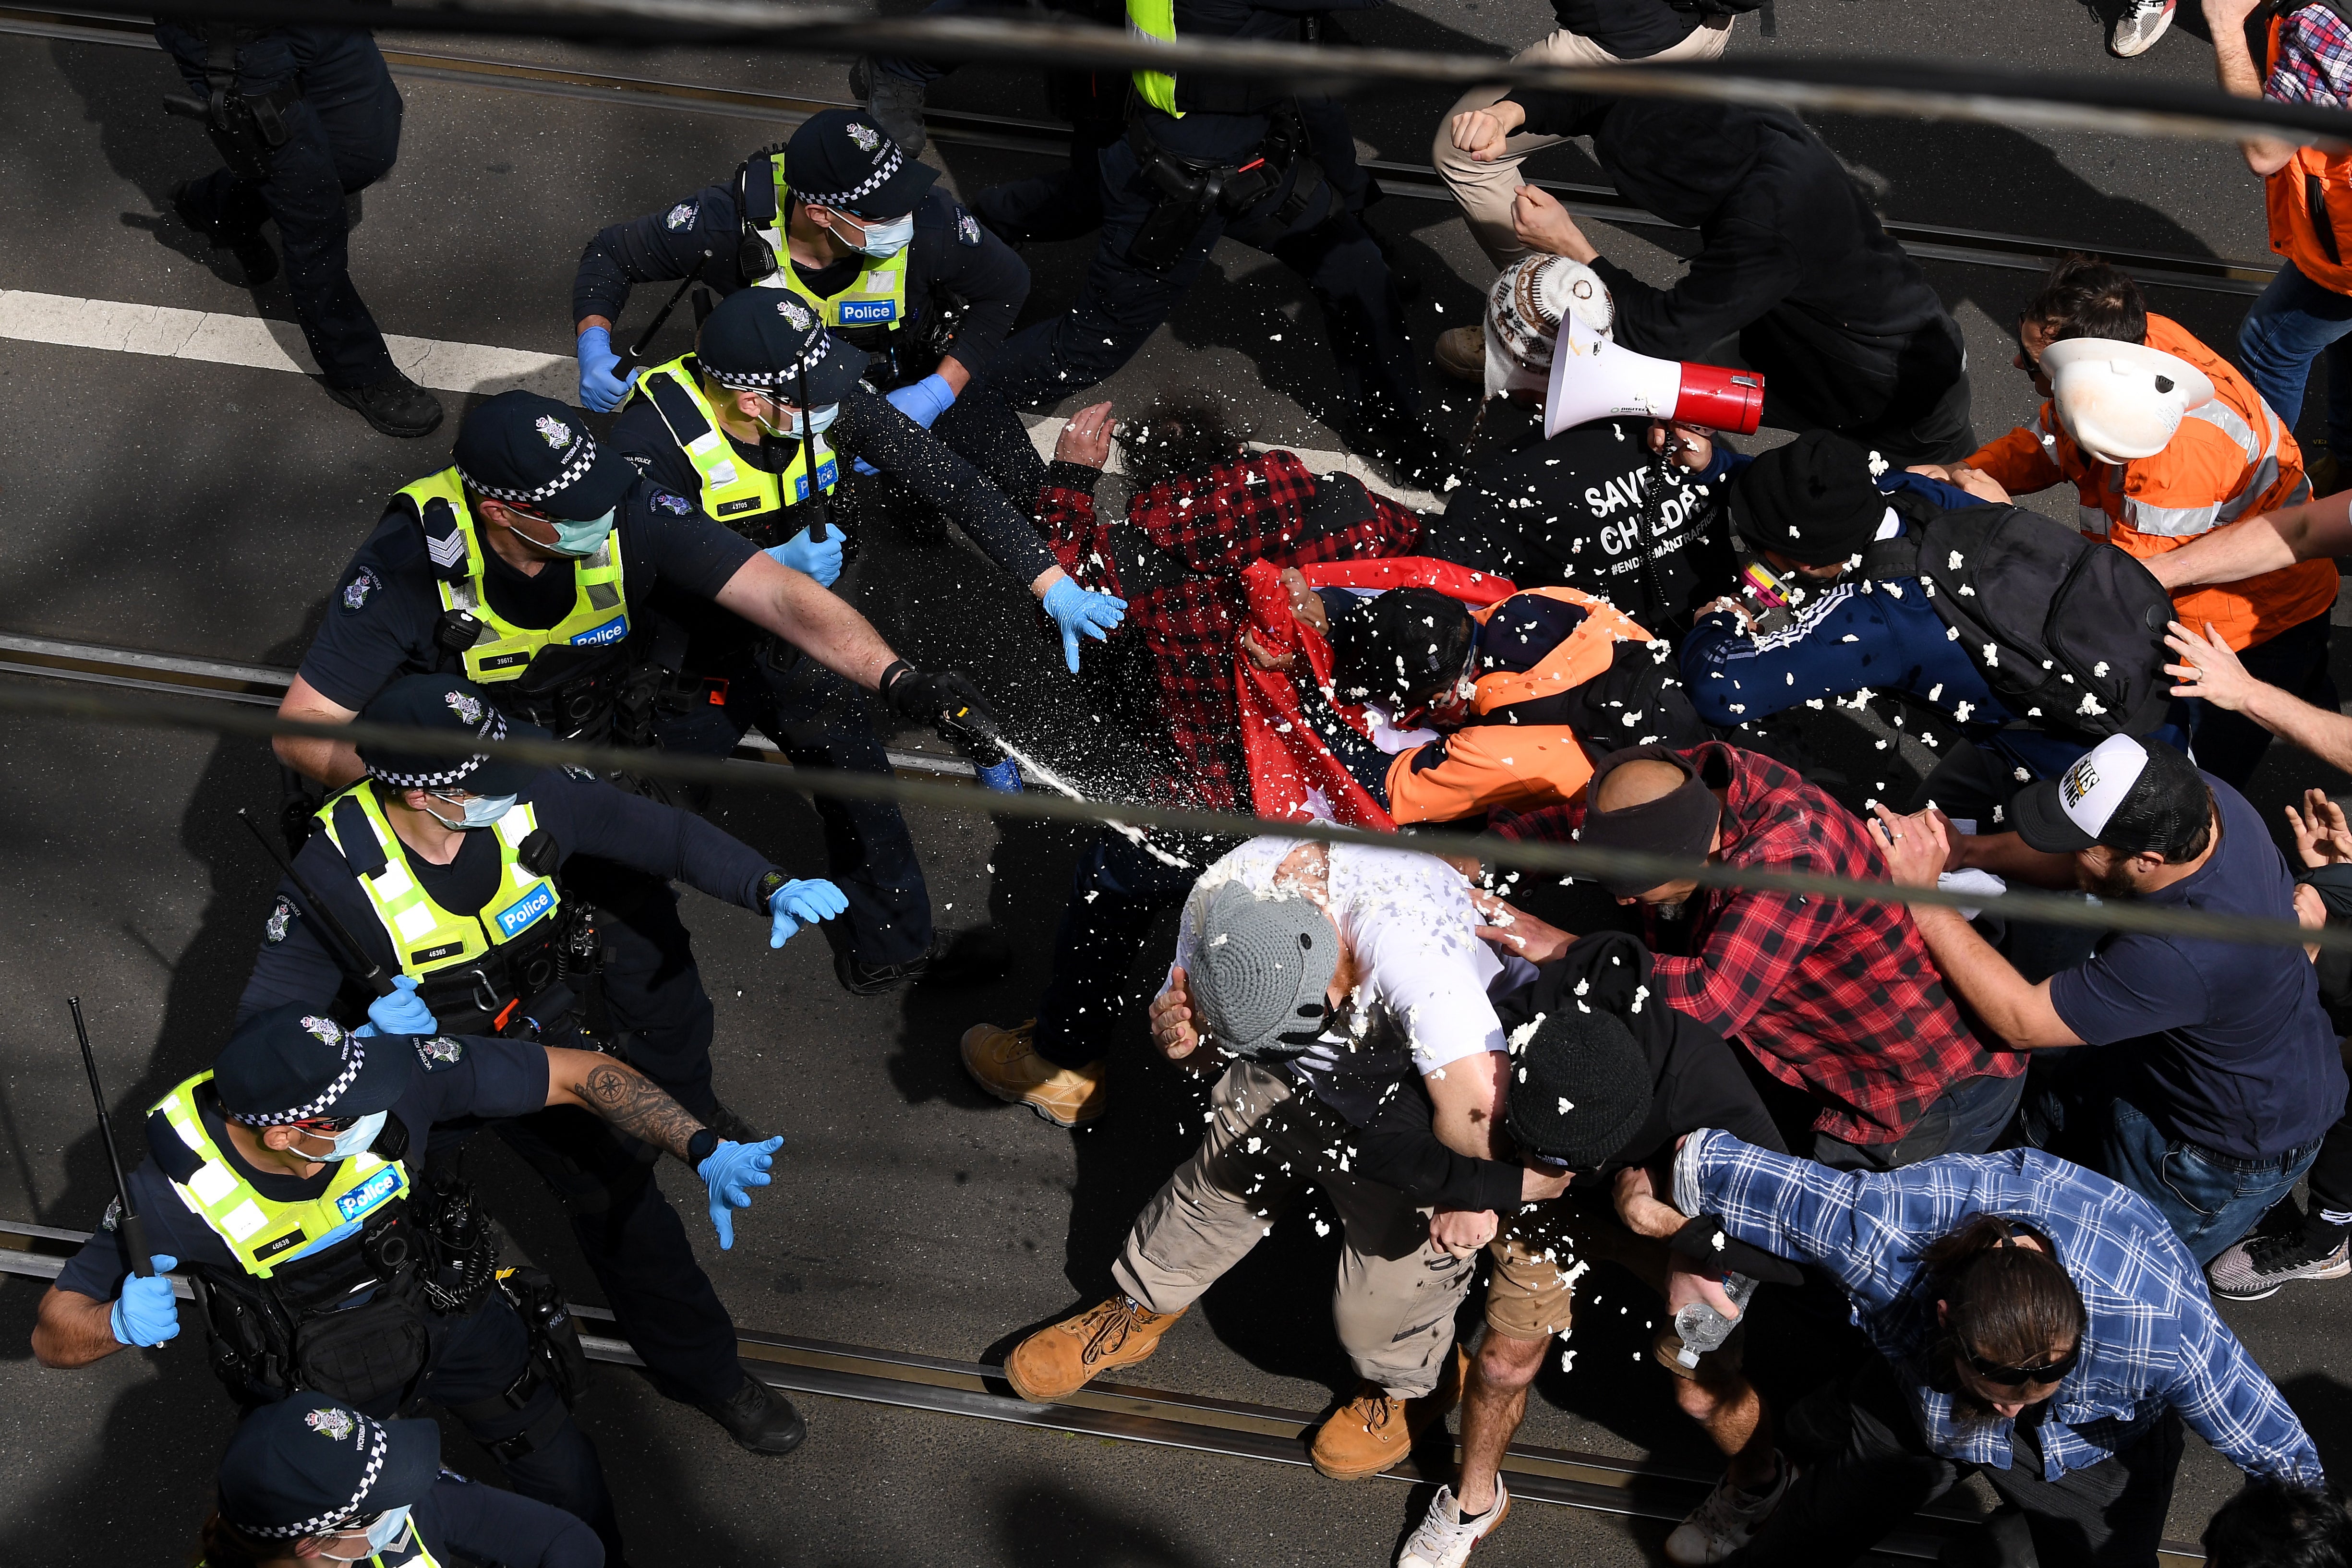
[2042,338,2214,464]
[1483,256,1614,401]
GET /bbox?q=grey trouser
[1113,1060,1475,1398]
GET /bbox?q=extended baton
[235,808,396,998]
[615,252,710,375]
[795,355,831,544]
[70,998,154,1280]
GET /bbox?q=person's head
[1922,1214,2087,1421]
[1727,430,1888,581]
[1324,587,1480,725]
[2012,734,2215,898]
[200,1401,441,1565]
[1483,254,1615,405]
[1580,747,1723,910]
[2041,337,2214,466]
[212,1005,417,1166]
[1114,395,1248,491]
[2203,1477,2352,1568]
[355,675,546,832]
[782,108,937,261]
[2014,253,2148,395]
[452,392,638,559]
[1505,1003,1652,1174]
[1185,877,1349,1062]
[696,289,869,442]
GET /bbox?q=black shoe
[698,1374,807,1455]
[326,373,445,438]
[172,180,278,286]
[835,946,933,996]
[704,1100,766,1146]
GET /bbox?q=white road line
[0,288,1435,505]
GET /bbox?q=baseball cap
[214,1003,417,1127]
[2011,733,2211,854]
[2042,338,2214,464]
[697,287,870,406]
[1325,587,1478,714]
[356,675,550,798]
[452,390,637,522]
[786,108,938,218]
[216,1400,440,1541]
[1187,879,1340,1062]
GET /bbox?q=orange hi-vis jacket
[1385,586,1653,825]
[1966,314,2331,651]
[2265,2,2352,294]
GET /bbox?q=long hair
[1115,395,1247,492]
[194,1510,284,1567]
[1920,1214,2087,1415]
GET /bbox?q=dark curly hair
[2204,1478,2352,1568]
[2020,252,2148,348]
[1115,394,1248,491]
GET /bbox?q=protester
[2203,1476,2352,1568]
[1873,733,2348,1264]
[2168,615,2352,770]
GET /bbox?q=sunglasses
[289,1112,362,1136]
[1964,1341,2081,1387]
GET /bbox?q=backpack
[1860,503,2173,742]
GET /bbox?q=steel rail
[0,4,2275,295]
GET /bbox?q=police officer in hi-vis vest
[241,675,835,1458]
[608,286,1125,992]
[33,1005,782,1561]
[195,1397,603,1568]
[275,389,996,1086]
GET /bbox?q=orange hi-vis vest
[2263,0,2352,294]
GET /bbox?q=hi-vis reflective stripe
[1127,0,1182,116]
[2120,398,2305,537]
[320,786,561,970]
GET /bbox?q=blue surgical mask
[844,210,914,259]
[522,508,614,558]
[423,792,516,831]
[319,1110,387,1162]
[321,1504,412,1562]
[759,402,839,441]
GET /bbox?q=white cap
[2011,732,2206,854]
[1483,256,1614,402]
[2042,338,2214,464]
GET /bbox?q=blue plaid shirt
[1674,1129,2324,1484]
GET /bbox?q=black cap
[786,108,938,218]
[1728,430,1889,567]
[697,288,870,405]
[1326,587,1477,713]
[2012,733,2211,856]
[356,675,548,797]
[1507,1004,1654,1168]
[452,390,637,522]
[217,1400,440,1541]
[214,1003,416,1128]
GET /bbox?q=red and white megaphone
[1544,310,1766,440]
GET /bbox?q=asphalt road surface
[4,2,2352,1564]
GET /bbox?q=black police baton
[795,356,831,545]
[70,998,155,1282]
[234,808,396,999]
[615,251,711,376]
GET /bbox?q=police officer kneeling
[32,1005,783,1562]
[197,1397,603,1568]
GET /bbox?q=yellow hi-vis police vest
[396,468,631,686]
[150,1069,410,1279]
[316,784,563,972]
[743,155,912,332]
[1128,0,1182,116]
[203,1523,443,1568]
[627,355,838,531]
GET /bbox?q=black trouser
[1734,1352,2182,1568]
[153,24,401,388]
[931,380,1048,509]
[652,650,934,968]
[1748,313,1978,467]
[560,854,725,1120]
[1032,829,1210,1071]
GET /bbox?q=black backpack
[1861,503,2173,742]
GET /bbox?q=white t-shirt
[1165,836,1507,1079]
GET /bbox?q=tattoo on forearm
[579,1062,702,1158]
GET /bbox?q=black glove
[881,661,1001,740]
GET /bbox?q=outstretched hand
[2287,787,2352,869]
[2165,619,2259,710]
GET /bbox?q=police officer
[273,388,994,1071]
[978,0,1447,484]
[32,1005,781,1560]
[241,674,832,1456]
[196,1397,603,1568]
[608,288,1125,991]
[155,18,441,438]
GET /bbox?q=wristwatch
[753,869,790,908]
[686,1127,722,1166]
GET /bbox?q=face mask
[316,1110,388,1162]
[757,401,839,441]
[840,210,914,259]
[319,1505,412,1562]
[422,791,516,831]
[510,507,613,558]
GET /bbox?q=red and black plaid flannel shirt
[1038,450,1419,811]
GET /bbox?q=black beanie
[1507,1004,1654,1168]
[1728,430,1887,567]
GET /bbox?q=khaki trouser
[1113,1060,1477,1398]
[1434,19,1736,269]
[1485,1194,1746,1383]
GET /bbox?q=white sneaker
[1664,1455,1792,1566]
[1398,1482,1511,1568]
[2109,0,2175,56]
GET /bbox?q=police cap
[357,674,550,798]
[452,390,636,521]
[216,1399,441,1541]
[787,108,937,218]
[215,1003,417,1127]
[698,287,869,405]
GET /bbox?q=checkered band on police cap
[365,702,507,790]
[798,133,906,212]
[234,1016,370,1127]
[456,423,607,507]
[711,311,834,392]
[243,1411,392,1539]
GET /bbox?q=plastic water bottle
[1673,1272,1759,1368]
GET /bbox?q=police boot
[327,371,445,439]
[849,57,928,157]
[172,179,278,286]
[698,1372,808,1455]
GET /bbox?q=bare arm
[2148,494,2352,590]
[1949,829,2083,890]
[543,1048,705,1159]
[2169,618,2352,771]
[2205,0,2300,174]
[712,554,900,690]
[275,676,365,789]
[1425,1050,1510,1162]
[31,1286,126,1369]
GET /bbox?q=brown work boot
[960,1019,1107,1128]
[1003,1296,1184,1402]
[1433,323,1485,383]
[1310,1349,1466,1481]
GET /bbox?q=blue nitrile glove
[763,526,843,589]
[1040,576,1128,674]
[768,878,849,947]
[576,326,638,412]
[698,1137,782,1249]
[885,373,956,431]
[110,1257,181,1347]
[354,975,435,1039]
[977,757,1023,793]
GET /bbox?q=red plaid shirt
[1038,451,1420,811]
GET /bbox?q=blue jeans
[2239,257,2352,455]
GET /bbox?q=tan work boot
[1003,1296,1184,1402]
[1311,1348,1467,1480]
[960,1019,1108,1128]
[1433,323,1485,383]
